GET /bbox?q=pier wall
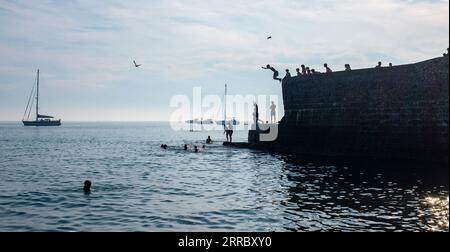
[272,56,449,163]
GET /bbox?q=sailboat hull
[22,120,61,126]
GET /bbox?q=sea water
[0,122,448,231]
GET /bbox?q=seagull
[133,60,141,68]
[267,36,272,39]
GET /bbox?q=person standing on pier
[225,122,234,142]
[270,101,277,123]
[262,64,282,82]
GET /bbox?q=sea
[0,122,448,232]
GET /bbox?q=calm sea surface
[0,122,448,231]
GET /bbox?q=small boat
[22,69,61,126]
[185,118,214,124]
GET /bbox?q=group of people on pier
[263,61,399,82]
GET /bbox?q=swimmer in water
[83,180,91,193]
[206,136,212,144]
[183,144,188,150]
[194,146,198,153]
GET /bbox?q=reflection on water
[421,196,449,231]
[0,122,448,231]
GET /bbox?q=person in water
[83,180,91,193]
[194,146,199,153]
[225,122,234,142]
[262,64,282,82]
[206,136,212,144]
[183,144,188,150]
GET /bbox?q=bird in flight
[267,36,272,39]
[133,60,141,68]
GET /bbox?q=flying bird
[267,36,272,39]
[133,60,141,68]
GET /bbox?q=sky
[0,0,448,121]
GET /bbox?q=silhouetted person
[345,64,351,71]
[202,145,206,149]
[206,136,212,144]
[83,180,91,193]
[270,101,276,123]
[444,48,449,57]
[284,69,291,79]
[160,144,164,148]
[389,63,393,67]
[183,144,188,150]
[262,64,282,82]
[194,146,198,153]
[296,68,301,76]
[306,67,311,75]
[301,65,307,75]
[225,122,234,142]
[324,63,332,73]
[162,144,167,149]
[375,61,382,68]
[311,69,320,74]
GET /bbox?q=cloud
[0,0,448,120]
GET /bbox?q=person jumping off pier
[262,64,282,82]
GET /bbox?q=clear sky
[0,0,448,121]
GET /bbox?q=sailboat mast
[36,69,39,121]
[224,84,227,125]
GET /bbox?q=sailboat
[215,84,239,126]
[22,69,61,126]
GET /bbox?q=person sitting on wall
[262,64,282,82]
[311,69,320,74]
[345,64,352,71]
[389,63,393,67]
[301,65,307,75]
[284,69,291,79]
[296,68,301,76]
[375,61,382,68]
[444,48,449,57]
[324,63,332,73]
[306,67,311,75]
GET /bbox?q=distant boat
[22,69,61,126]
[185,118,214,124]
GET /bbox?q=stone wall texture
[274,56,449,163]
